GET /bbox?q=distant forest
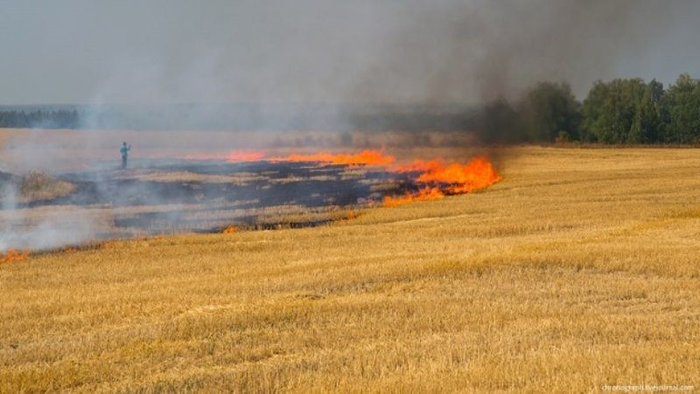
[479,73,700,145]
[0,109,79,129]
[1,73,699,144]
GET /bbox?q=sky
[1,0,700,105]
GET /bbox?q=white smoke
[0,181,99,252]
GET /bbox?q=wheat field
[1,147,699,392]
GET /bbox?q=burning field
[2,146,700,392]
[0,146,501,252]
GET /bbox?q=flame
[1,249,29,264]
[394,159,445,173]
[223,225,238,234]
[416,157,502,194]
[383,157,501,207]
[226,151,266,162]
[182,147,500,209]
[273,149,395,166]
[184,150,266,162]
[382,187,445,207]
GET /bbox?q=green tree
[581,81,607,142]
[582,78,648,144]
[662,74,700,144]
[629,80,664,144]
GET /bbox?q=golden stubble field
[1,146,699,392]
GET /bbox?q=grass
[0,171,75,205]
[17,171,75,203]
[1,146,700,392]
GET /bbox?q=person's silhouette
[120,142,131,169]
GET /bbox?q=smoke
[0,180,99,252]
[344,0,697,104]
[4,0,699,106]
[3,0,695,134]
[3,0,697,130]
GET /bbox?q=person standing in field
[120,142,131,169]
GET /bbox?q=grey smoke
[0,181,99,252]
[1,0,699,106]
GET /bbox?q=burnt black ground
[13,160,412,235]
[0,171,16,184]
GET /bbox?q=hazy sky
[2,0,700,105]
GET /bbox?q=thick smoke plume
[3,0,698,106]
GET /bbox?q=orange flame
[273,149,395,166]
[184,150,266,162]
[394,159,445,173]
[223,225,238,234]
[183,147,500,209]
[383,157,501,207]
[382,187,445,207]
[226,151,266,162]
[1,249,29,264]
[416,157,502,194]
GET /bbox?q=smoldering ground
[0,152,423,252]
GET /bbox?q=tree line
[481,73,700,144]
[0,109,79,129]
[1,74,699,144]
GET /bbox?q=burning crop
[1,147,501,252]
[185,148,502,209]
[235,148,502,208]
[272,149,396,166]
[184,150,267,162]
[416,157,502,194]
[384,157,502,207]
[222,225,238,234]
[382,187,445,207]
[1,249,29,264]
